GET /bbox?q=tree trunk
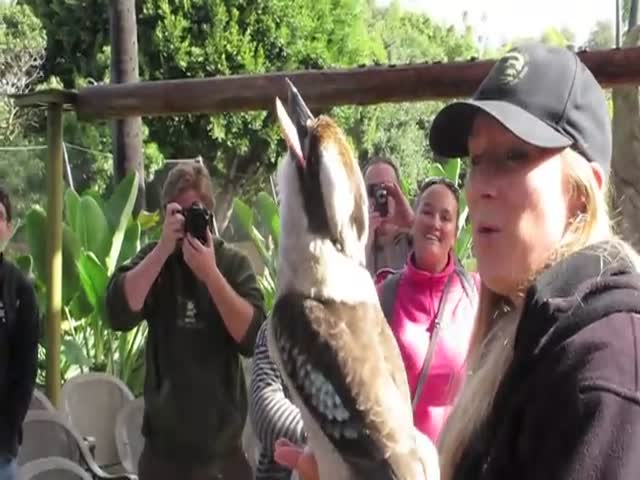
[109,0,145,214]
[611,25,640,250]
[630,0,639,30]
[214,183,236,235]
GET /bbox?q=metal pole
[270,174,278,205]
[45,103,64,406]
[62,142,75,192]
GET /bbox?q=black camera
[367,183,389,217]
[182,202,214,244]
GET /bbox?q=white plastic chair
[60,373,134,471]
[114,398,144,474]
[29,390,55,412]
[18,410,135,480]
[19,456,92,480]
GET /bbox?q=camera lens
[375,188,387,202]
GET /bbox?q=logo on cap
[494,51,529,86]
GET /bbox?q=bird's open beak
[276,97,305,168]
[275,78,315,169]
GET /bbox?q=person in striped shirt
[249,320,307,479]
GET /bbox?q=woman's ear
[590,162,605,191]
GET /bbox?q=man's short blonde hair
[161,163,215,211]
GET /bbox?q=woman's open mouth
[476,224,500,236]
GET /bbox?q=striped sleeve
[249,321,306,479]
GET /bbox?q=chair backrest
[114,397,144,474]
[29,390,56,412]
[18,411,86,467]
[60,372,134,469]
[19,456,92,480]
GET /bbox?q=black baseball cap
[429,43,612,175]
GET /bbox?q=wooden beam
[73,46,640,120]
[12,89,77,109]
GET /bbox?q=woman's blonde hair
[161,162,215,212]
[437,148,640,479]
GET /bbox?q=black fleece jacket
[452,242,640,480]
[0,256,39,458]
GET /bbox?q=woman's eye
[505,149,528,163]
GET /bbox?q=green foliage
[539,27,575,48]
[18,0,110,86]
[586,20,614,50]
[234,158,476,308]
[61,114,114,193]
[233,192,279,313]
[0,3,46,142]
[22,0,478,222]
[372,1,476,63]
[16,2,163,197]
[19,173,161,394]
[333,2,478,198]
[0,143,46,225]
[23,0,386,220]
[497,26,577,54]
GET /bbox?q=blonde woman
[275,43,640,480]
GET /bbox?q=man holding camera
[363,157,414,281]
[105,163,265,480]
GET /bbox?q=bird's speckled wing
[271,292,416,479]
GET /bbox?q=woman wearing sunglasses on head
[376,177,478,444]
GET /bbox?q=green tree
[333,1,477,197]
[539,26,575,47]
[18,0,110,86]
[0,3,47,221]
[503,26,576,53]
[16,1,163,198]
[23,0,386,229]
[586,20,614,49]
[0,3,45,142]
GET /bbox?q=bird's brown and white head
[275,79,374,303]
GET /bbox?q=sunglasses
[418,177,460,199]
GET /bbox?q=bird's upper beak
[275,78,315,169]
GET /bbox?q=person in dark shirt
[105,163,265,480]
[276,43,640,480]
[0,187,39,480]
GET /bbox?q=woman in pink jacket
[377,177,478,443]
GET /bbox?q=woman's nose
[466,167,497,202]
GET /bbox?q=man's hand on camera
[382,181,414,230]
[157,203,185,257]
[182,228,218,283]
[367,182,413,241]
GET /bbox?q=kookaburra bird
[267,79,439,480]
